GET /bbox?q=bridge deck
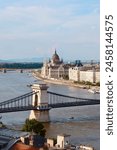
[0,91,100,113]
[49,100,100,108]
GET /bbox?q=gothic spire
[55,49,57,54]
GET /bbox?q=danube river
[0,71,100,150]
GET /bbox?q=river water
[0,71,100,150]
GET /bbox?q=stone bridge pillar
[29,83,50,122]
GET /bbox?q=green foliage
[96,82,100,86]
[73,81,78,84]
[22,119,46,137]
[73,80,100,86]
[0,63,43,69]
[85,81,93,85]
[81,81,86,84]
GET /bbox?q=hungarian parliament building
[41,50,100,83]
[41,50,71,79]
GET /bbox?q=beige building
[56,134,70,148]
[41,50,69,79]
[47,134,71,149]
[69,66,80,82]
[69,65,100,83]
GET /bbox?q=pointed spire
[55,49,57,54]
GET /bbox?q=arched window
[34,95,38,106]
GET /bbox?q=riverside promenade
[32,72,100,91]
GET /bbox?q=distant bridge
[0,91,100,114]
[0,68,30,73]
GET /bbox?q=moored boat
[88,89,100,94]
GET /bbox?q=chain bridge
[0,89,100,114]
[0,83,100,122]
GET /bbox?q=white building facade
[41,50,69,79]
[69,65,100,83]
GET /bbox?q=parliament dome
[52,50,60,63]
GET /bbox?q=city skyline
[0,0,99,61]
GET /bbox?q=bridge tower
[3,69,7,73]
[29,83,50,122]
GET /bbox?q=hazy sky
[0,0,99,61]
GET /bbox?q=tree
[22,119,46,137]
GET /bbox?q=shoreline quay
[32,72,100,91]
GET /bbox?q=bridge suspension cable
[0,91,38,113]
[47,91,100,108]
